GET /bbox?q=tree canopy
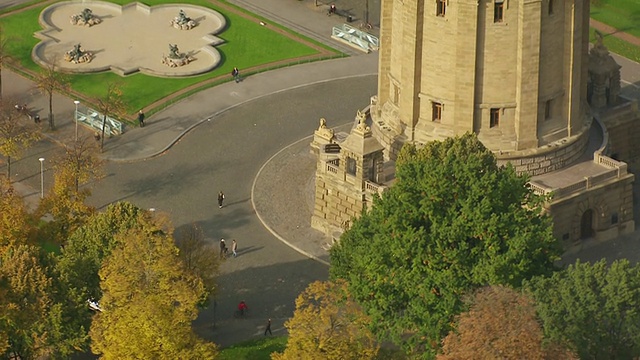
[0,244,84,359]
[57,201,146,302]
[89,226,217,359]
[438,285,575,360]
[330,133,561,358]
[273,279,378,360]
[525,259,640,359]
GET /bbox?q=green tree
[175,223,221,305]
[57,202,147,303]
[438,286,575,360]
[34,60,70,130]
[272,280,378,360]
[525,259,640,359]
[330,133,560,358]
[0,99,40,178]
[54,202,157,355]
[95,82,126,151]
[89,226,217,359]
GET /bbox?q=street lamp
[74,100,80,141]
[38,158,45,199]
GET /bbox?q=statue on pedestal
[64,43,93,64]
[170,9,197,30]
[70,8,102,26]
[162,44,194,67]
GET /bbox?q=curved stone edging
[33,1,226,77]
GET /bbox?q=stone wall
[311,162,365,234]
[547,173,635,249]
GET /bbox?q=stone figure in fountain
[70,8,102,26]
[170,9,197,30]
[64,43,93,64]
[162,44,194,67]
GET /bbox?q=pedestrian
[218,191,225,209]
[232,239,238,257]
[137,109,145,127]
[328,3,336,15]
[264,318,272,336]
[231,67,240,83]
[219,238,226,259]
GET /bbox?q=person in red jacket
[238,301,248,316]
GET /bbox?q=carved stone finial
[355,109,370,133]
[315,117,334,140]
[319,117,327,129]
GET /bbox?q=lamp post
[74,100,80,141]
[38,157,45,199]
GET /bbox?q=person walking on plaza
[218,191,225,209]
[231,67,240,83]
[219,238,227,259]
[232,239,238,258]
[264,318,272,336]
[137,109,145,127]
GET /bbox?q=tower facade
[312,0,635,246]
[373,0,590,170]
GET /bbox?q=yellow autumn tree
[89,225,217,359]
[0,177,34,250]
[438,285,576,360]
[38,138,102,242]
[272,279,378,360]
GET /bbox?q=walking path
[591,19,640,47]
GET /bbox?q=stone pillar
[514,0,542,150]
[452,0,479,135]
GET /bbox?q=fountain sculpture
[161,44,194,67]
[64,43,93,63]
[70,8,102,26]
[170,9,197,30]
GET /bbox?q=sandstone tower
[313,0,637,248]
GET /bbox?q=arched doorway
[580,209,594,239]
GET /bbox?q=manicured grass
[217,336,287,360]
[590,27,640,63]
[590,0,640,39]
[0,0,340,116]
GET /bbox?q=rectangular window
[494,1,504,23]
[490,108,500,128]
[436,0,446,17]
[432,102,443,122]
[393,84,399,105]
[346,157,356,175]
[548,0,554,15]
[544,100,551,120]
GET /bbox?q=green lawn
[0,0,341,117]
[591,0,640,39]
[217,336,287,360]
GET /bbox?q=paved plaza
[3,0,640,353]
